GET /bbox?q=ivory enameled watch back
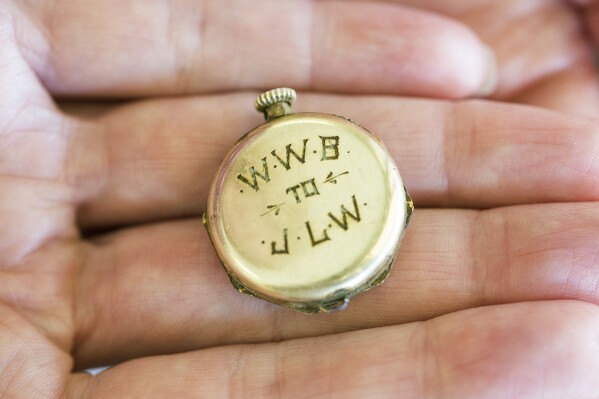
[203,88,413,313]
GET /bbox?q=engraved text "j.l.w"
[270,195,361,255]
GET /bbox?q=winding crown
[254,88,297,112]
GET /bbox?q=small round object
[254,88,296,112]
[204,89,413,313]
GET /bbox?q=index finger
[17,0,495,98]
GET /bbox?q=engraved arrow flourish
[261,202,286,217]
[324,171,349,184]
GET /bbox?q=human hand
[384,0,599,117]
[1,1,599,398]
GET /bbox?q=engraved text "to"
[286,178,320,204]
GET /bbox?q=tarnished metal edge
[405,186,414,228]
[202,184,414,314]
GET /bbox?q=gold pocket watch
[203,88,413,313]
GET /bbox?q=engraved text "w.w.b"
[237,137,339,191]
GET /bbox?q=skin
[1,0,598,398]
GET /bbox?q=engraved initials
[328,195,361,230]
[271,139,309,170]
[320,136,340,160]
[237,157,270,191]
[239,135,365,256]
[305,222,330,247]
[265,195,363,255]
[238,137,341,192]
[271,228,289,255]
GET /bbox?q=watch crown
[255,88,297,120]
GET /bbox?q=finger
[509,63,599,118]
[73,202,599,367]
[0,303,72,399]
[18,0,494,98]
[0,4,79,267]
[387,0,599,112]
[72,93,599,228]
[69,301,599,398]
[584,5,599,46]
[569,0,596,7]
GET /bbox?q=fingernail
[476,45,498,97]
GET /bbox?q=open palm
[1,0,599,398]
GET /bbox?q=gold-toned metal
[203,88,413,313]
